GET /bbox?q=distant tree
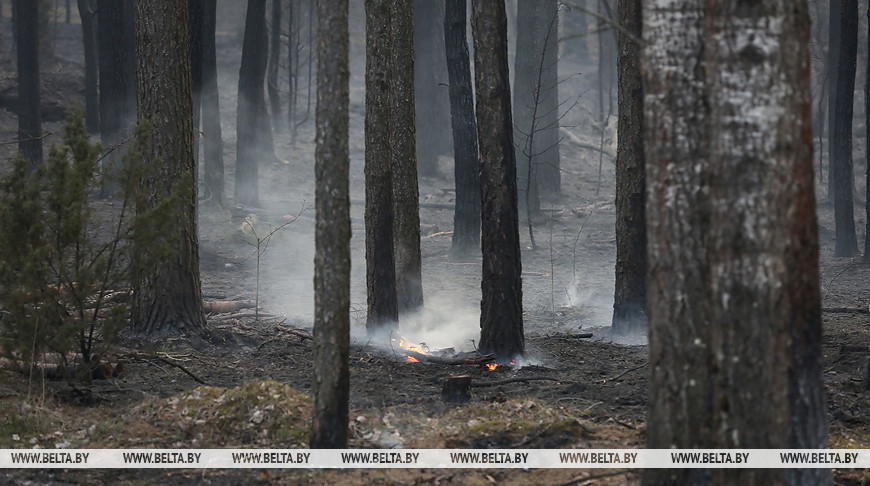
[391,0,424,315]
[236,0,273,207]
[472,0,523,361]
[536,0,560,195]
[311,0,351,449]
[611,0,645,336]
[644,1,829,485]
[188,0,203,164]
[831,0,858,257]
[444,0,480,257]
[14,0,42,164]
[364,0,398,333]
[97,0,136,147]
[827,0,840,199]
[513,0,543,219]
[77,0,99,133]
[414,0,453,177]
[132,0,206,335]
[267,0,282,133]
[201,0,224,204]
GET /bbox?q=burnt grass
[0,7,869,486]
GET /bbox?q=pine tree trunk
[513,0,542,220]
[77,0,99,134]
[444,0,480,258]
[391,0,423,315]
[201,0,224,205]
[132,0,207,336]
[236,0,271,207]
[611,0,645,336]
[14,0,41,165]
[364,0,398,333]
[97,0,135,147]
[536,0,560,195]
[472,0,523,361]
[414,0,453,177]
[827,0,841,200]
[311,0,351,449]
[832,0,858,257]
[189,0,203,167]
[268,0,282,132]
[866,4,870,261]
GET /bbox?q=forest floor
[0,5,869,485]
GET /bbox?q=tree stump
[442,375,472,404]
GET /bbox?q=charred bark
[201,0,224,205]
[132,0,207,336]
[472,0,523,361]
[311,0,351,449]
[391,0,424,315]
[97,0,135,147]
[364,0,398,333]
[14,0,41,164]
[414,0,453,177]
[611,0,645,336]
[444,0,480,257]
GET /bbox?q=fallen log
[822,307,870,314]
[203,300,257,314]
[471,376,565,388]
[403,349,496,365]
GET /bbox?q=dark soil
[0,4,868,485]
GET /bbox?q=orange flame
[485,363,498,371]
[406,356,419,363]
[391,335,426,361]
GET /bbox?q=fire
[406,356,419,363]
[391,334,426,361]
[485,363,498,371]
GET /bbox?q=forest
[0,0,868,485]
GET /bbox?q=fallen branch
[404,349,496,366]
[608,361,648,381]
[153,355,208,385]
[822,307,870,314]
[203,300,257,314]
[471,376,564,388]
[277,327,314,341]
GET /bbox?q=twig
[607,361,647,381]
[471,376,565,387]
[822,307,870,314]
[154,356,208,385]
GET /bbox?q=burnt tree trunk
[392,0,424,315]
[866,4,870,261]
[536,0,560,195]
[513,0,542,219]
[472,0,523,361]
[831,0,858,257]
[311,0,351,449]
[132,0,207,336]
[201,0,224,205]
[364,0,398,333]
[444,0,480,258]
[611,0,645,336]
[268,0,282,132]
[827,0,841,200]
[414,0,452,177]
[236,0,272,207]
[189,0,203,166]
[14,0,41,164]
[77,0,99,134]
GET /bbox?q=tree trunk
[642,1,714,483]
[311,0,351,449]
[268,0,282,133]
[97,0,135,147]
[201,0,224,205]
[14,0,41,165]
[866,4,870,261]
[832,0,859,257]
[827,0,841,200]
[536,0,560,195]
[643,1,830,484]
[392,0,424,315]
[444,0,480,258]
[77,0,99,134]
[364,0,398,333]
[471,0,523,362]
[132,0,207,336]
[414,0,453,177]
[611,0,645,336]
[189,0,203,168]
[236,0,272,207]
[513,0,542,220]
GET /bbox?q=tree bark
[201,0,224,204]
[444,0,480,257]
[831,0,859,257]
[472,0,523,361]
[236,0,272,207]
[414,0,453,177]
[364,0,398,333]
[536,0,560,195]
[513,0,542,219]
[611,0,645,336]
[14,0,41,165]
[827,0,841,200]
[866,4,870,261]
[188,0,203,167]
[77,0,99,134]
[643,1,830,484]
[392,0,424,315]
[132,0,207,336]
[311,0,351,449]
